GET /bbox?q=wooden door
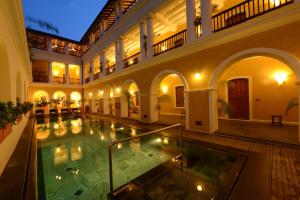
[228,78,249,120]
[175,86,184,108]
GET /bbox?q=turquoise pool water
[36,117,244,200]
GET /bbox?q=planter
[17,116,22,124]
[1,123,12,141]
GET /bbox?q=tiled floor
[87,114,300,200]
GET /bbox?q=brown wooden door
[175,86,184,108]
[228,78,249,120]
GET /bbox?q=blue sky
[22,0,108,41]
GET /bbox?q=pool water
[36,117,245,200]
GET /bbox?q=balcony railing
[85,77,90,83]
[106,64,116,75]
[153,30,187,56]
[52,43,65,54]
[212,0,294,32]
[94,72,101,80]
[33,75,48,83]
[52,76,65,84]
[69,78,81,84]
[123,52,141,68]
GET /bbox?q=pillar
[64,42,69,55]
[146,16,154,59]
[90,60,94,81]
[209,89,218,133]
[116,0,124,20]
[116,38,124,71]
[65,64,69,84]
[200,0,213,37]
[100,52,106,77]
[139,22,147,61]
[48,61,52,83]
[186,0,197,42]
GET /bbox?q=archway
[33,90,50,114]
[0,37,11,101]
[70,92,82,108]
[53,91,67,113]
[150,70,189,127]
[121,80,141,120]
[209,48,300,144]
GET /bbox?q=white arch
[208,48,300,142]
[150,69,189,127]
[209,48,300,88]
[121,79,141,121]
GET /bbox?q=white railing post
[186,0,197,43]
[201,0,213,37]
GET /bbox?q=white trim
[219,117,298,125]
[224,76,253,120]
[160,112,182,116]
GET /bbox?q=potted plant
[217,99,232,116]
[15,97,23,123]
[0,102,9,142]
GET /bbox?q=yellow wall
[159,75,185,115]
[218,56,298,123]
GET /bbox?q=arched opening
[121,80,140,120]
[53,91,67,113]
[16,72,22,102]
[0,37,11,101]
[150,70,188,127]
[210,50,300,144]
[70,92,82,109]
[33,90,50,114]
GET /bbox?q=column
[80,64,83,84]
[65,64,69,84]
[146,16,154,59]
[64,42,69,55]
[48,61,52,83]
[139,22,147,61]
[90,60,94,81]
[117,38,124,71]
[186,0,196,43]
[200,0,213,37]
[115,40,120,72]
[100,52,106,77]
[47,38,52,52]
[100,21,107,36]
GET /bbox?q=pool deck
[87,113,300,200]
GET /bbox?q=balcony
[106,64,116,75]
[123,52,140,68]
[212,0,294,32]
[69,78,81,84]
[153,30,187,56]
[32,73,48,83]
[94,72,101,80]
[52,76,65,84]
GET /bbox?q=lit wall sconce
[161,85,168,94]
[274,72,287,85]
[99,90,104,97]
[116,87,121,94]
[110,92,114,98]
[194,72,201,80]
[129,89,135,96]
[88,92,93,99]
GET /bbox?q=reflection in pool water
[37,117,243,200]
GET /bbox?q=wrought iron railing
[52,76,65,84]
[33,75,48,83]
[51,42,65,54]
[123,52,141,68]
[153,30,187,56]
[108,124,183,196]
[69,78,81,84]
[212,0,294,32]
[94,72,101,80]
[106,64,116,75]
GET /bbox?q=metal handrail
[108,123,183,196]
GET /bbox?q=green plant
[217,99,232,115]
[285,98,298,115]
[0,102,8,129]
[124,91,134,110]
[6,101,17,124]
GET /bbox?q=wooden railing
[212,0,294,32]
[85,77,90,83]
[69,78,81,84]
[94,72,101,80]
[52,76,65,84]
[52,42,65,54]
[33,75,48,83]
[123,52,141,68]
[106,64,116,75]
[153,30,187,56]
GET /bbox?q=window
[175,86,184,108]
